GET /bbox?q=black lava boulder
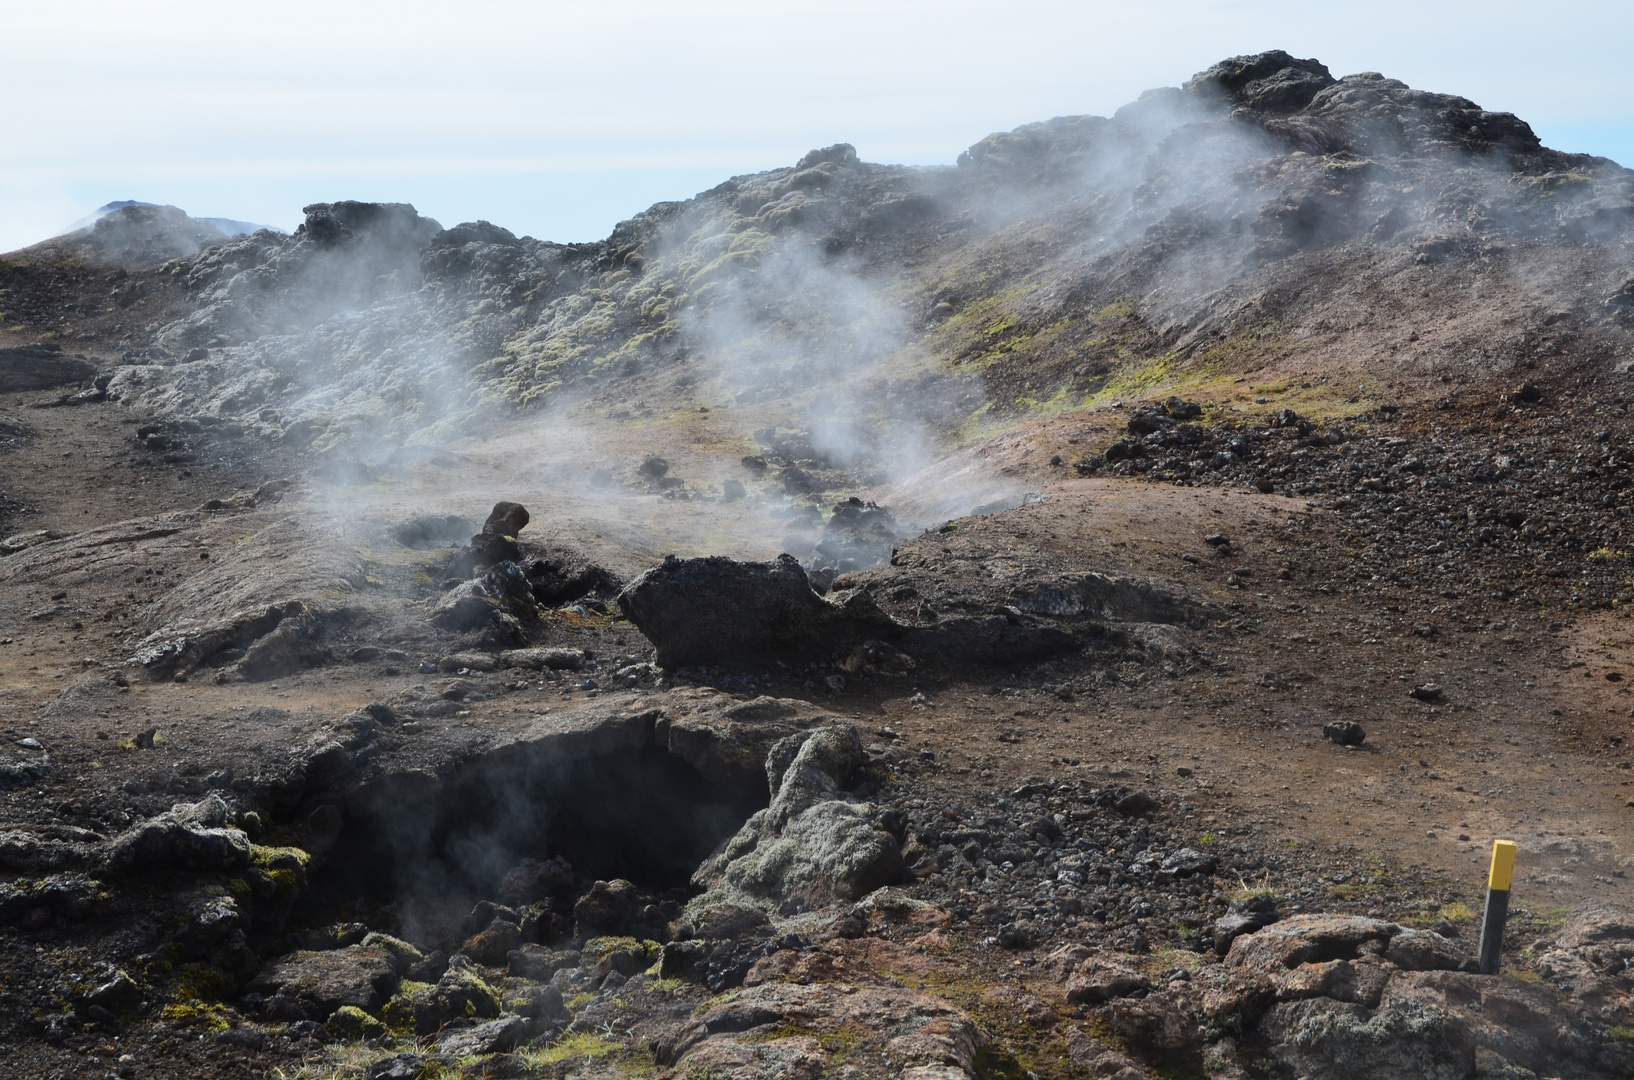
[617,554,902,668]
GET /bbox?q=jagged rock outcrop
[72,51,1630,461]
[0,344,99,392]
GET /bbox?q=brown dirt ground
[4,256,1634,1078]
[3,378,1625,913]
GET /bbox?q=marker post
[1478,840,1517,976]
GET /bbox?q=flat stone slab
[0,345,97,392]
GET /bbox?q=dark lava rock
[1385,928,1475,972]
[524,551,622,605]
[470,531,523,567]
[0,760,52,790]
[248,946,399,1021]
[658,940,710,980]
[105,794,252,873]
[1160,848,1218,877]
[703,937,800,992]
[406,950,449,984]
[82,971,141,1014]
[463,919,523,966]
[0,344,98,392]
[214,1028,266,1051]
[573,878,653,940]
[1184,50,1336,114]
[392,515,476,549]
[618,554,901,668]
[498,856,575,906]
[1609,276,1634,316]
[507,945,580,981]
[1213,893,1281,955]
[365,1054,425,1080]
[436,1014,529,1056]
[237,607,332,680]
[903,613,1079,667]
[1127,411,1173,435]
[1323,720,1366,747]
[482,501,530,537]
[430,561,536,632]
[1163,395,1202,420]
[1065,958,1152,1005]
[1216,911,1280,956]
[461,901,519,935]
[1110,789,1157,817]
[414,955,502,1035]
[801,498,908,591]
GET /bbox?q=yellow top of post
[1488,839,1517,891]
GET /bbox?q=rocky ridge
[38,51,1624,469]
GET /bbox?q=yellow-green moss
[159,1000,232,1031]
[173,962,238,1003]
[250,844,311,870]
[326,1004,386,1040]
[520,1031,659,1074]
[382,980,432,1033]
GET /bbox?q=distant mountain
[9,201,285,268]
[68,201,280,240]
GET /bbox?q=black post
[1478,840,1516,976]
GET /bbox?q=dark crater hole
[392,514,477,549]
[298,743,764,943]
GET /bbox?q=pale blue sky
[5,0,1631,251]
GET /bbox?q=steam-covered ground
[5,49,1634,1080]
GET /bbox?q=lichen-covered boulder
[659,981,983,1080]
[1385,929,1474,973]
[326,1004,387,1040]
[358,932,424,974]
[1226,914,1397,972]
[462,918,523,965]
[1257,992,1477,1080]
[414,955,502,1035]
[573,879,640,940]
[1065,957,1151,1005]
[688,726,902,917]
[104,794,253,873]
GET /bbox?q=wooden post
[1478,840,1517,976]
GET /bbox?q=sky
[5,0,1633,252]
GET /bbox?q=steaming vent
[303,733,764,945]
[205,694,914,1043]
